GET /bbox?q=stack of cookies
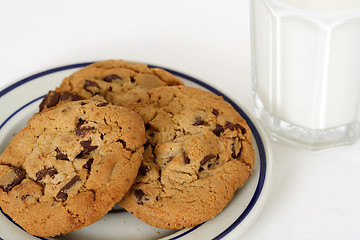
[0,60,255,237]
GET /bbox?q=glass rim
[262,0,360,20]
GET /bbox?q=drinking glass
[250,0,360,149]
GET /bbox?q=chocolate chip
[84,80,100,93]
[212,109,219,116]
[103,74,122,82]
[224,121,241,131]
[76,126,95,136]
[183,151,190,164]
[55,148,69,161]
[59,91,72,101]
[0,167,26,192]
[224,121,247,134]
[134,189,145,204]
[130,77,136,83]
[96,102,109,107]
[212,124,224,136]
[80,140,98,154]
[56,191,67,202]
[56,175,81,202]
[200,154,215,167]
[81,102,88,106]
[83,158,94,173]
[47,91,60,107]
[60,91,83,101]
[76,129,85,136]
[73,94,83,101]
[39,91,60,111]
[39,99,46,112]
[77,118,86,128]
[77,140,98,158]
[11,168,25,188]
[139,165,150,176]
[76,118,86,135]
[36,167,58,181]
[75,119,95,136]
[193,117,203,126]
[82,126,95,132]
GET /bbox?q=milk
[250,0,360,149]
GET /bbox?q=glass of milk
[250,0,360,150]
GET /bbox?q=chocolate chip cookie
[0,100,146,237]
[119,85,255,229]
[39,59,183,111]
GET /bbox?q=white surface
[0,0,359,240]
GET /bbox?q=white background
[1,0,360,239]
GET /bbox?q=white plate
[0,63,272,240]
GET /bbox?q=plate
[0,62,272,240]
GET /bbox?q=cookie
[119,85,255,229]
[39,59,183,111]
[0,100,146,237]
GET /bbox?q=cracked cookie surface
[39,59,183,111]
[0,100,145,237]
[119,85,255,229]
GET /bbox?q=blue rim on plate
[0,63,267,240]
